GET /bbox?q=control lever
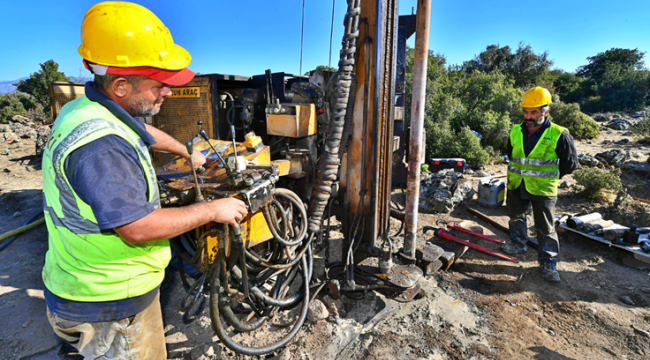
[198,129,234,176]
[186,141,204,202]
[230,124,243,173]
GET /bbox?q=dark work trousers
[507,189,559,266]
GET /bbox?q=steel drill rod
[423,226,518,263]
[446,222,505,244]
[403,0,432,259]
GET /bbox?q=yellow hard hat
[78,1,191,71]
[521,86,553,108]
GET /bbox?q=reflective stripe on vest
[506,123,566,196]
[42,96,170,302]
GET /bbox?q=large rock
[631,111,647,118]
[595,149,627,168]
[11,115,30,124]
[419,170,475,214]
[604,119,633,130]
[578,154,600,167]
[592,113,610,122]
[473,169,495,177]
[35,127,51,156]
[307,298,330,322]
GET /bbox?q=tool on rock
[423,226,518,263]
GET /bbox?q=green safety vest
[507,123,566,197]
[42,96,170,302]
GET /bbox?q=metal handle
[186,141,204,202]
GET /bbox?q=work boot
[501,242,528,255]
[541,264,561,282]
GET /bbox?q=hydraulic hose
[0,211,45,252]
[210,252,310,356]
[308,0,361,233]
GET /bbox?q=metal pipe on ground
[402,0,431,261]
[466,207,539,250]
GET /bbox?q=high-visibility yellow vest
[42,96,170,302]
[507,123,566,197]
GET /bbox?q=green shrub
[424,120,490,166]
[0,92,42,124]
[549,101,600,139]
[573,167,621,199]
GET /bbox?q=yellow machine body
[266,103,317,138]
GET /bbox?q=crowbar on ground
[423,226,519,263]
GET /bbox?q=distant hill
[0,78,25,94]
[0,77,91,95]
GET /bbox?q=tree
[463,45,514,75]
[548,69,584,103]
[14,60,69,114]
[314,65,337,72]
[575,48,649,112]
[462,43,552,88]
[577,48,645,81]
[509,43,552,88]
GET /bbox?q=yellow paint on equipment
[241,211,273,247]
[244,132,263,150]
[272,159,292,176]
[266,104,316,138]
[204,211,272,263]
[169,87,201,98]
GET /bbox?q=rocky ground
[1,115,649,360]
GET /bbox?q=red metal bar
[466,207,539,250]
[423,226,518,263]
[447,222,505,244]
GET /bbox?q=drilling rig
[151,0,431,355]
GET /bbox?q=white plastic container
[477,178,505,208]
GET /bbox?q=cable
[300,0,305,75]
[329,0,336,69]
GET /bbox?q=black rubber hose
[262,204,303,247]
[274,188,308,244]
[244,233,314,270]
[210,252,310,356]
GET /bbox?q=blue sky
[2,0,650,82]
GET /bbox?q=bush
[0,92,42,124]
[424,120,490,166]
[573,167,621,199]
[549,101,600,139]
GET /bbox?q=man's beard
[525,116,544,127]
[126,94,163,117]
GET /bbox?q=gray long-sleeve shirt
[506,117,579,200]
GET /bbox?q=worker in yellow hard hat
[504,86,578,282]
[41,2,247,358]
